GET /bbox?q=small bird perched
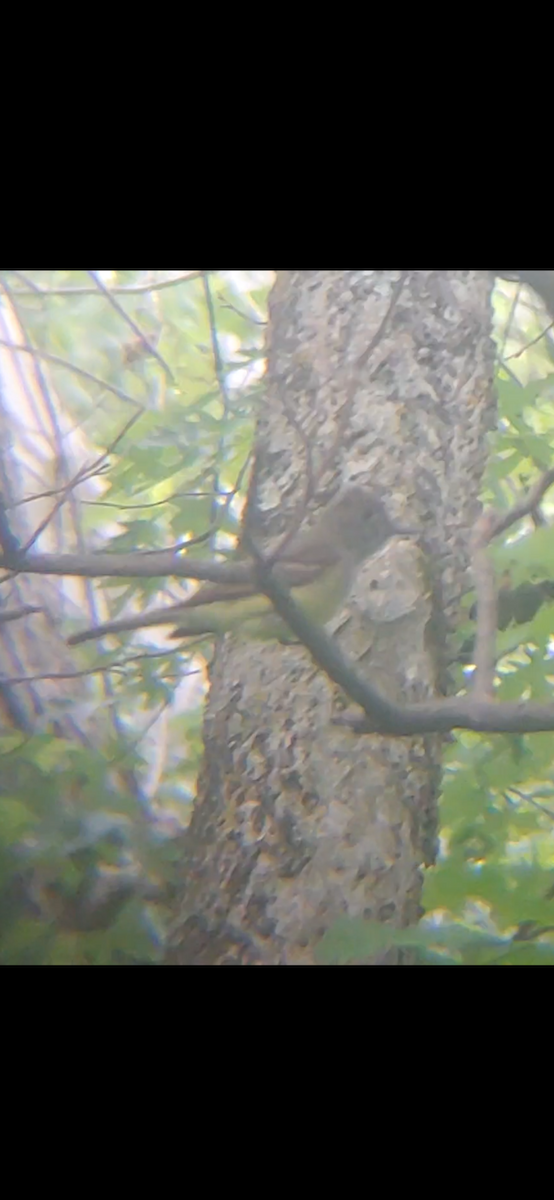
[67,485,416,646]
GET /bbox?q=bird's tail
[66,604,207,646]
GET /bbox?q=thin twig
[0,495,21,560]
[108,699,171,767]
[0,275,89,576]
[8,271,44,295]
[220,298,266,327]
[0,661,200,685]
[0,605,42,625]
[3,270,207,297]
[465,469,554,699]
[9,466,112,509]
[21,408,145,554]
[0,278,69,472]
[142,452,251,553]
[497,357,525,389]
[506,787,554,822]
[0,338,144,408]
[485,467,554,541]
[202,272,236,538]
[498,279,522,360]
[80,489,228,510]
[471,513,499,700]
[87,269,175,383]
[505,320,554,360]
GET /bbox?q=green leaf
[316,918,395,964]
[494,526,554,582]
[496,377,543,424]
[0,797,35,842]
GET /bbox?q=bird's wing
[177,580,259,608]
[280,529,340,568]
[178,556,332,609]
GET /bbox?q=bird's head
[329,485,419,561]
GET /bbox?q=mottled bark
[167,270,497,965]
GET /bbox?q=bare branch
[87,269,175,384]
[498,278,522,359]
[201,271,239,539]
[470,512,498,699]
[465,470,554,701]
[0,546,253,583]
[0,338,143,408]
[485,468,554,541]
[335,695,554,736]
[3,270,207,297]
[249,540,554,735]
[0,495,21,562]
[82,488,234,510]
[505,319,554,360]
[5,509,554,734]
[506,787,554,822]
[0,660,200,685]
[21,408,145,554]
[0,605,42,625]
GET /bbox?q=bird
[67,485,416,646]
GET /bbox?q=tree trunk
[166,270,497,965]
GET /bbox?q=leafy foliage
[3,271,554,964]
[0,269,270,962]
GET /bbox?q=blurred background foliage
[0,269,270,962]
[1,270,554,964]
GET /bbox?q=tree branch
[485,467,554,540]
[3,270,207,297]
[470,512,499,699]
[0,546,255,583]
[86,269,175,384]
[0,338,143,408]
[250,532,554,736]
